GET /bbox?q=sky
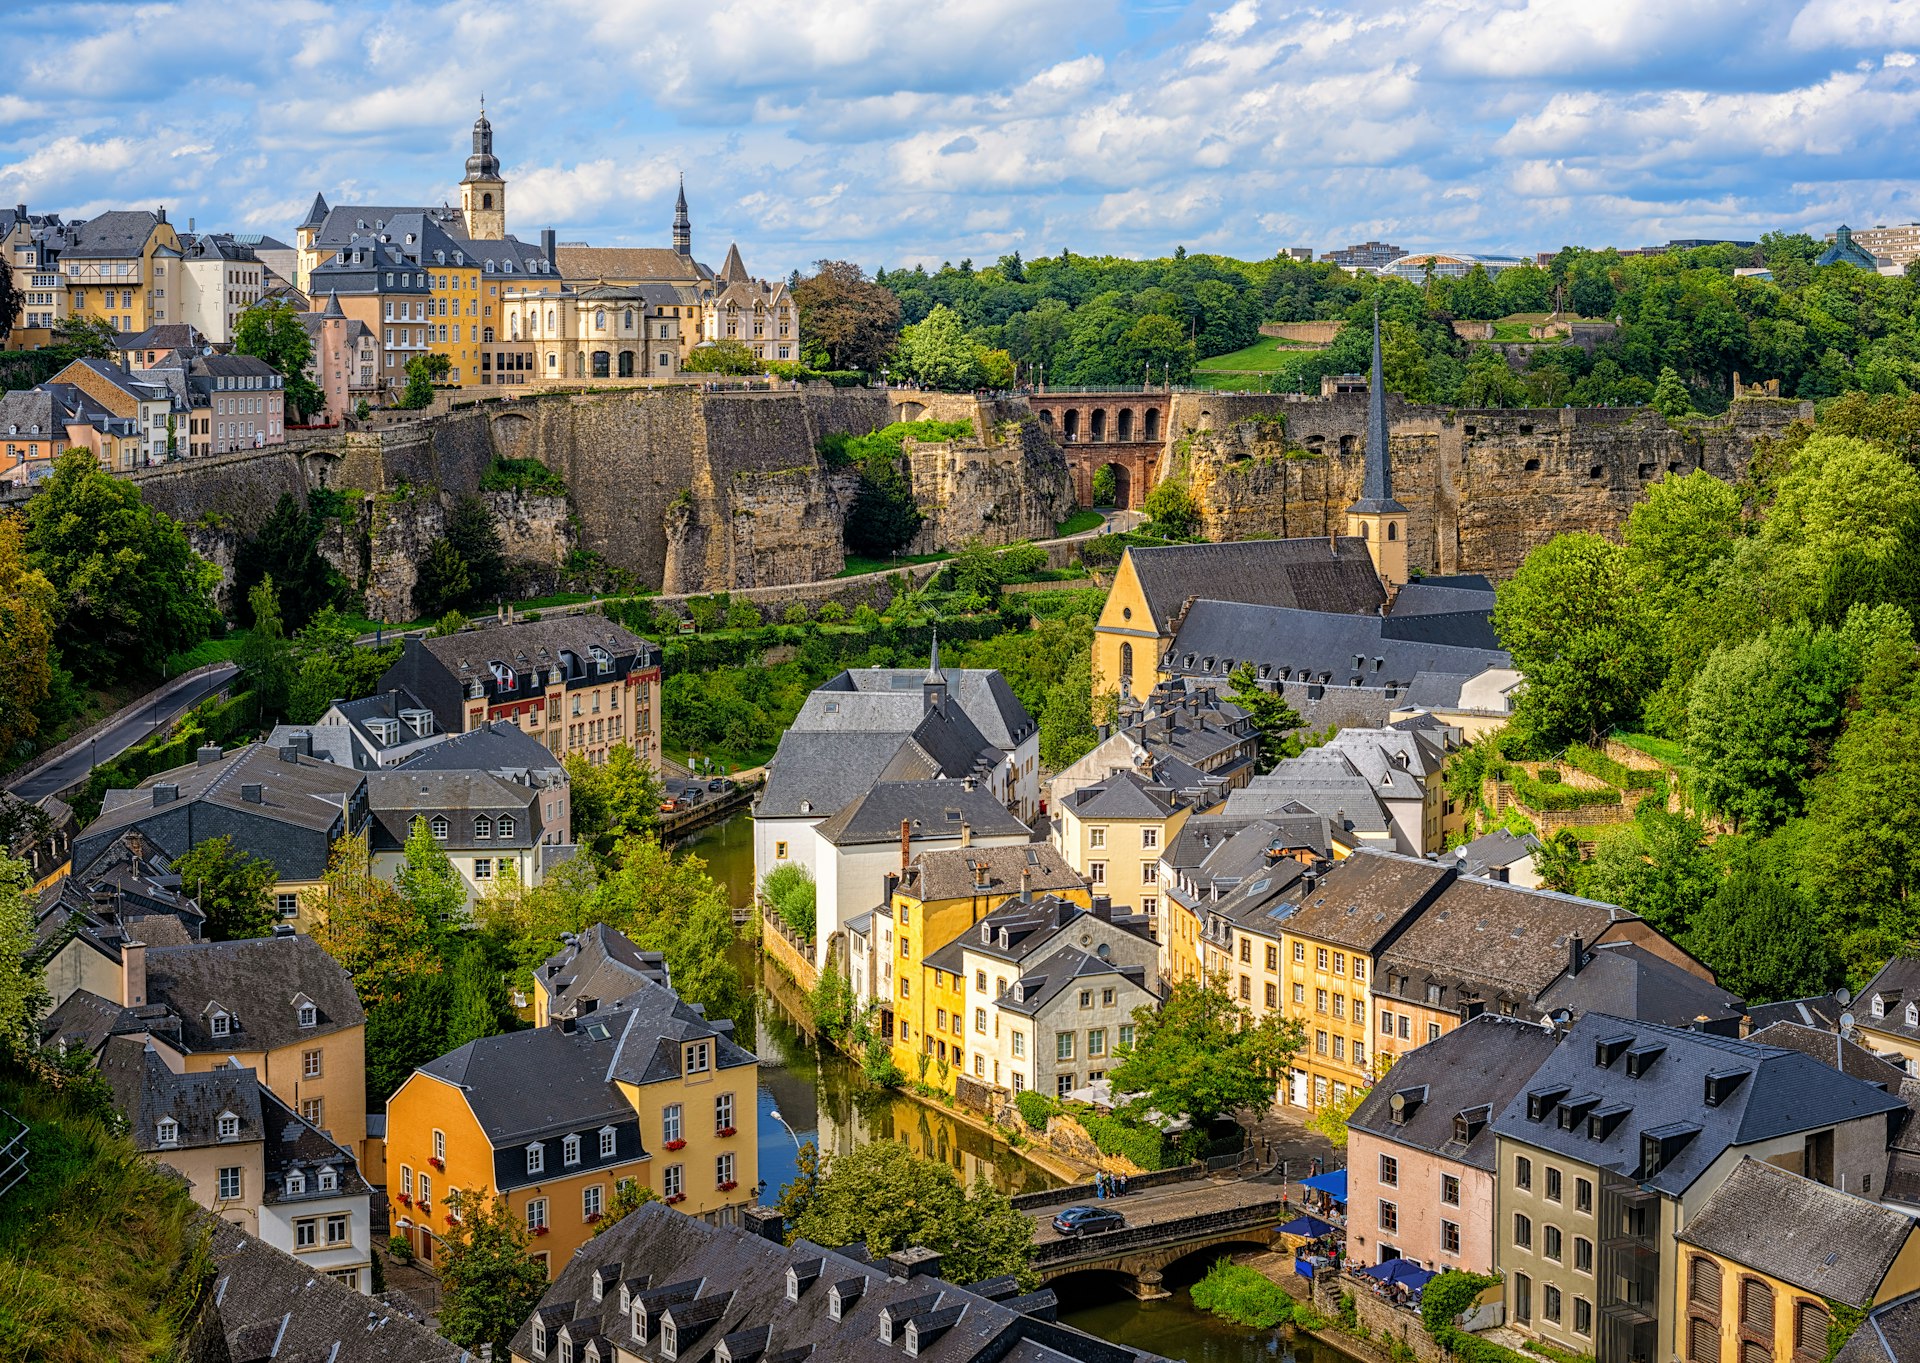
[4,0,1919,279]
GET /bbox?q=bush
[761,864,817,942]
[1077,1111,1168,1170]
[1508,765,1618,811]
[388,1231,414,1263]
[1562,743,1661,790]
[1016,1089,1055,1130]
[479,457,567,496]
[1190,1259,1296,1329]
[819,601,847,623]
[725,599,762,629]
[783,602,810,624]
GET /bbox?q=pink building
[1344,1014,1557,1275]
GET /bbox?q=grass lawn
[1055,509,1104,536]
[1197,336,1325,372]
[1489,322,1545,342]
[162,631,254,674]
[1615,732,1688,768]
[836,550,952,578]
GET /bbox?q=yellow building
[56,208,184,333]
[881,843,1089,1094]
[1054,770,1188,925]
[387,934,757,1279]
[1677,1160,1920,1363]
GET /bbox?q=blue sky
[4,0,1919,279]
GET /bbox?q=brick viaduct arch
[1027,393,1170,510]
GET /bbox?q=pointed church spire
[719,241,748,284]
[926,628,942,682]
[673,174,691,257]
[1351,304,1405,513]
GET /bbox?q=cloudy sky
[4,0,1918,277]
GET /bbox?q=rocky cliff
[904,412,1074,554]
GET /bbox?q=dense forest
[787,236,1920,413]
[1466,391,1920,1003]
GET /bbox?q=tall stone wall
[1178,393,1806,580]
[905,415,1074,552]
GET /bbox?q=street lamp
[767,1108,803,1148]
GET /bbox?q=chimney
[884,1246,943,1281]
[1568,934,1585,979]
[960,821,972,849]
[241,783,264,804]
[1020,866,1033,903]
[156,205,167,224]
[900,819,911,872]
[121,940,148,1008]
[188,216,194,233]
[279,744,301,763]
[1095,723,1111,742]
[541,227,557,264]
[560,1016,577,1034]
[272,923,296,938]
[196,744,221,765]
[743,1206,785,1243]
[291,731,314,757]
[883,871,900,903]
[152,783,179,806]
[1091,894,1112,921]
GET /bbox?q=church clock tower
[1345,305,1409,590]
[460,103,506,241]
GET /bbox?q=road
[1026,1172,1286,1246]
[7,663,239,801]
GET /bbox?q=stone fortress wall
[75,382,1807,621]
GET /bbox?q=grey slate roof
[1834,1292,1920,1363]
[1679,1158,1915,1307]
[64,209,168,258]
[264,723,360,769]
[831,667,1037,750]
[1860,957,1920,1045]
[997,947,1154,1017]
[260,1086,370,1206]
[1492,1012,1908,1197]
[1451,828,1539,879]
[1124,539,1386,627]
[1744,993,1847,1033]
[206,1218,470,1363]
[758,730,933,820]
[397,718,566,779]
[924,894,1151,976]
[1223,749,1393,834]
[1535,940,1743,1032]
[1271,849,1458,953]
[1745,1020,1906,1086]
[1350,308,1406,514]
[1164,599,1510,690]
[103,1035,264,1150]
[810,781,1031,849]
[1348,1014,1559,1170]
[900,843,1084,905]
[537,923,669,1018]
[380,617,657,735]
[508,1199,1170,1363]
[366,769,538,852]
[1064,769,1180,821]
[145,934,366,1053]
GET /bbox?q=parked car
[659,797,681,813]
[1051,1206,1126,1236]
[708,777,734,792]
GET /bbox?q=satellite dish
[1841,1012,1856,1036]
[1838,988,1853,1007]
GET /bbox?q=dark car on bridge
[1051,1206,1126,1236]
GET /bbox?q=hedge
[1016,1090,1055,1131]
[1421,1271,1531,1363]
[72,690,264,824]
[1505,764,1619,812]
[761,863,817,943]
[1076,1110,1169,1170]
[1190,1259,1295,1328]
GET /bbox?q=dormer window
[319,1166,338,1190]
[287,1170,306,1194]
[297,1002,316,1028]
[430,815,450,840]
[564,1134,581,1165]
[1874,995,1886,1018]
[217,1112,240,1141]
[498,815,515,839]
[210,1011,231,1037]
[660,1322,677,1359]
[559,1337,573,1363]
[475,815,493,841]
[157,1118,179,1146]
[1908,1003,1918,1028]
[527,1142,545,1174]
[533,1320,548,1357]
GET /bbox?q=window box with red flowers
[532,1224,550,1236]
[716,1127,737,1138]
[663,1139,686,1151]
[585,1212,602,1224]
[666,1193,686,1205]
[397,1193,412,1206]
[429,1157,444,1171]
[718,1180,738,1192]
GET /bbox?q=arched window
[618,351,634,377]
[1360,522,1370,540]
[1741,1279,1775,1350]
[1689,1257,1721,1311]
[624,310,634,330]
[1387,521,1399,541]
[547,310,555,331]
[1795,1301,1829,1360]
[482,192,494,209]
[592,351,610,378]
[1120,642,1133,683]
[594,309,606,331]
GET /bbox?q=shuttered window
[1742,1343,1772,1363]
[1691,1258,1722,1311]
[1689,1316,1719,1363]
[1794,1302,1829,1360]
[1742,1280,1775,1337]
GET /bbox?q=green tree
[0,515,58,760]
[1090,465,1118,506]
[414,538,474,619]
[792,261,902,372]
[232,299,325,421]
[395,815,468,930]
[1227,662,1305,770]
[1494,533,1660,750]
[364,972,452,1102]
[1685,869,1839,1003]
[1801,702,1920,977]
[896,305,981,390]
[399,352,452,408]
[172,836,278,941]
[683,339,760,375]
[1652,365,1693,419]
[1107,974,1304,1125]
[785,1140,1035,1287]
[233,492,342,629]
[20,452,220,685]
[43,314,121,364]
[593,1178,661,1236]
[436,1190,550,1357]
[1580,804,1716,940]
[1760,434,1920,625]
[1458,347,1528,407]
[1141,477,1201,539]
[565,747,664,858]
[237,577,294,717]
[310,833,442,1008]
[0,255,18,345]
[445,496,507,603]
[286,649,349,725]
[445,937,511,1051]
[0,855,46,1055]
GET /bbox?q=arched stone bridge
[1023,1173,1291,1299]
[1025,392,1172,510]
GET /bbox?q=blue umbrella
[1300,1169,1348,1202]
[1277,1214,1336,1237]
[1358,1259,1435,1290]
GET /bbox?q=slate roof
[831,666,1036,750]
[83,742,363,852]
[1492,1012,1908,1197]
[381,617,657,733]
[900,842,1085,905]
[1680,1159,1915,1307]
[102,1036,265,1150]
[145,934,366,1053]
[758,730,935,820]
[1745,1020,1906,1086]
[1348,1014,1559,1170]
[1529,940,1741,1031]
[260,1086,370,1206]
[40,988,136,1054]
[206,1218,470,1363]
[810,781,1031,849]
[537,923,670,1018]
[418,982,751,1147]
[1744,993,1847,1033]
[1222,750,1393,835]
[64,209,168,258]
[1859,958,1920,1044]
[508,1199,1169,1363]
[398,718,565,779]
[1204,854,1308,930]
[1451,828,1539,879]
[997,947,1155,1017]
[1123,539,1386,628]
[554,244,714,282]
[1164,600,1510,689]
[1064,769,1181,821]
[924,894,1150,975]
[0,386,60,437]
[1272,849,1457,952]
[264,723,360,769]
[1834,1292,1920,1363]
[366,769,538,851]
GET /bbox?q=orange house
[386,973,757,1278]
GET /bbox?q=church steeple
[460,102,506,241]
[673,175,691,257]
[1345,304,1409,589]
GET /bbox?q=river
[682,814,1345,1363]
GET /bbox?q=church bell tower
[460,101,506,241]
[1345,305,1409,590]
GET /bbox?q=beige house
[495,283,689,384]
[52,208,184,333]
[1054,769,1188,926]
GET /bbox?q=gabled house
[1854,957,1920,1075]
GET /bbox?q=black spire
[673,174,691,257]
[462,104,500,183]
[1349,304,1405,514]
